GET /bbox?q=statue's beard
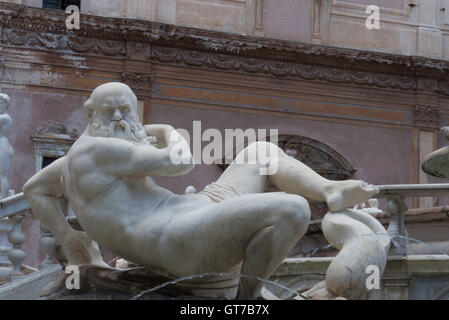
[88,118,149,144]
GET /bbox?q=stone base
[42,287,221,300]
[40,264,234,300]
[271,255,449,300]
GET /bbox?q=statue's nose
[112,108,122,121]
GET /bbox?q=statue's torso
[61,135,212,267]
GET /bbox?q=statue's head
[0,94,10,114]
[84,82,148,144]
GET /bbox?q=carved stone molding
[278,135,356,180]
[436,79,449,97]
[413,105,441,129]
[2,3,449,94]
[32,121,78,172]
[3,28,126,57]
[147,46,418,90]
[120,72,154,98]
[34,121,79,139]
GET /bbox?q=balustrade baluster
[39,225,57,269]
[7,212,27,280]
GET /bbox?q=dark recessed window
[42,156,59,169]
[43,0,81,11]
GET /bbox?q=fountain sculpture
[23,83,383,300]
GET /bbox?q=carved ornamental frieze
[413,105,441,129]
[120,72,153,98]
[31,121,79,172]
[2,2,449,95]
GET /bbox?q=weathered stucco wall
[3,0,449,59]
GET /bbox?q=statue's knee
[245,141,281,157]
[23,179,35,197]
[279,196,311,227]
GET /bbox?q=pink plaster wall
[264,0,312,43]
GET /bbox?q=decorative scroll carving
[3,29,126,56]
[120,72,153,97]
[32,121,79,173]
[413,105,441,128]
[436,79,449,96]
[0,2,449,90]
[34,121,78,139]
[148,46,417,90]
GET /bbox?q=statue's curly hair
[84,82,137,121]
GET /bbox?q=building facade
[1,0,449,268]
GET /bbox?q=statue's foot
[61,231,108,267]
[326,180,379,212]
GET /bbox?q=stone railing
[0,193,57,284]
[1,183,449,286]
[374,183,449,256]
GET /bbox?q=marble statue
[24,82,379,299]
[0,94,13,200]
[303,207,390,300]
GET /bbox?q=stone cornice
[1,3,449,93]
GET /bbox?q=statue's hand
[61,231,106,267]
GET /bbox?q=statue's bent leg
[236,195,311,299]
[161,193,310,300]
[211,141,378,212]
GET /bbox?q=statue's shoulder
[69,136,124,160]
[67,136,99,158]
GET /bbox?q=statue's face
[89,93,148,144]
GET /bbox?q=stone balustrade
[0,193,58,284]
[374,183,449,256]
[0,184,449,288]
